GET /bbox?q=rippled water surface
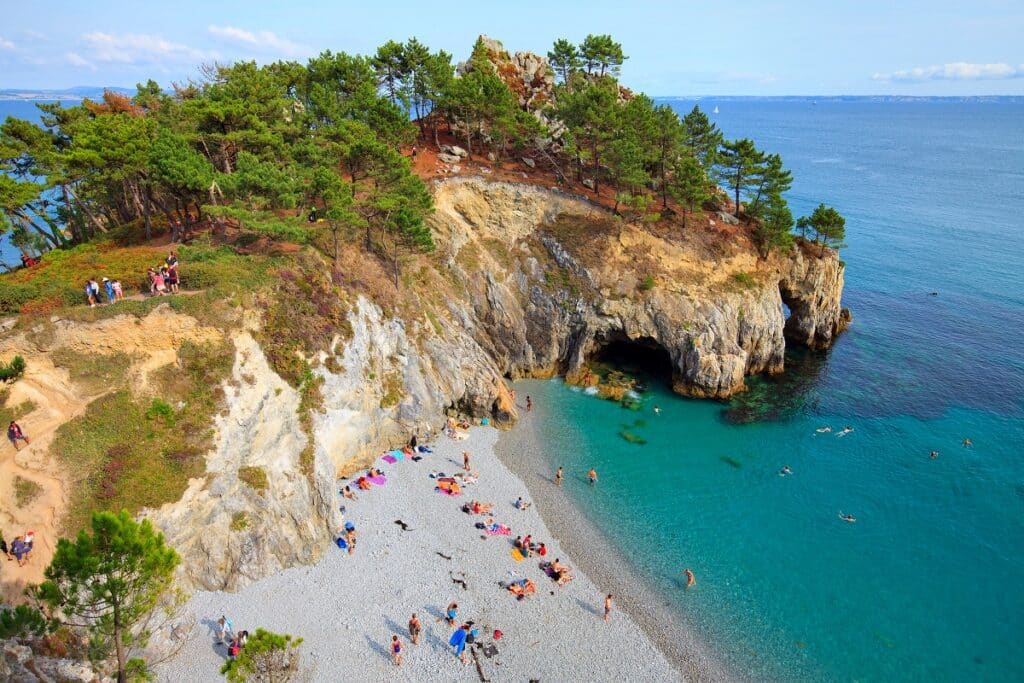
[520,100,1024,681]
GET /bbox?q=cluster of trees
[0,511,303,682]
[0,33,845,274]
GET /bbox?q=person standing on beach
[555,467,563,487]
[408,613,421,645]
[526,396,532,412]
[463,451,471,471]
[217,615,233,644]
[444,602,458,626]
[604,594,613,622]
[391,635,402,665]
[588,468,598,485]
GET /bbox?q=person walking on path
[8,421,29,450]
[391,635,403,666]
[604,594,613,622]
[408,613,421,645]
[555,466,563,487]
[112,279,124,301]
[103,277,115,304]
[217,615,234,644]
[463,451,471,471]
[89,279,102,305]
[588,468,598,485]
[84,281,96,307]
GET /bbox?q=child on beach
[391,635,402,665]
[217,616,233,644]
[444,602,458,626]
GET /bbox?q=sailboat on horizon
[713,105,720,114]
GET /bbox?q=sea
[4,97,1023,680]
[516,99,1024,681]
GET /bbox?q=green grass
[0,238,275,317]
[49,340,234,534]
[0,388,35,426]
[13,476,43,507]
[238,466,268,493]
[731,271,758,289]
[50,349,133,395]
[379,372,404,409]
[639,275,656,291]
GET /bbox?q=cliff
[0,176,846,596]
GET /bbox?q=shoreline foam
[495,403,735,682]
[156,426,682,682]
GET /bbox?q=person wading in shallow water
[555,466,563,487]
[588,468,598,485]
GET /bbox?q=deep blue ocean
[517,100,1024,681]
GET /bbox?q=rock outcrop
[426,177,847,399]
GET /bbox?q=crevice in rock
[587,333,675,389]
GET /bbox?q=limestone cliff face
[425,177,847,399]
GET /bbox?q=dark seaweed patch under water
[722,348,828,424]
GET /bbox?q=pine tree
[797,203,846,255]
[668,154,710,229]
[716,138,765,219]
[36,511,179,683]
[547,39,581,85]
[579,34,627,77]
[682,105,723,169]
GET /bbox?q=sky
[0,0,1023,96]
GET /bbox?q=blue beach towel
[390,449,405,461]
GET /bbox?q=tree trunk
[143,187,152,242]
[60,184,83,243]
[734,178,741,220]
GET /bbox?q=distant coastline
[4,88,1022,103]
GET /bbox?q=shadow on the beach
[364,634,392,663]
[384,616,410,641]
[199,617,221,639]
[422,604,446,621]
[573,596,603,618]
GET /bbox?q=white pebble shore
[155,426,684,682]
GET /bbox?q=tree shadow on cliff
[722,348,828,424]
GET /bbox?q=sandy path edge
[495,405,738,682]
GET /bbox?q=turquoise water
[520,101,1024,681]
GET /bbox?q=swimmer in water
[815,426,832,433]
[654,405,662,415]
[779,466,792,476]
[929,450,939,459]
[839,512,856,523]
[837,426,853,437]
[684,568,696,588]
[962,438,972,448]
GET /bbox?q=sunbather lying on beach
[357,476,371,490]
[507,578,536,598]
[342,485,357,500]
[469,501,493,514]
[541,559,573,585]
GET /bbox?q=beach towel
[368,475,387,486]
[487,524,511,536]
[510,548,525,562]
[436,487,459,496]
[390,449,405,461]
[382,455,398,464]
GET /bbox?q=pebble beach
[157,424,693,682]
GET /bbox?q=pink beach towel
[486,525,511,536]
[382,455,398,464]
[368,475,387,486]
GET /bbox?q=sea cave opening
[588,334,675,389]
[778,281,800,342]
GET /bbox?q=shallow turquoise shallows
[518,100,1024,682]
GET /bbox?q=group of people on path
[82,251,181,307]
[0,530,35,567]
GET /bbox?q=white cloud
[80,31,215,65]
[65,51,93,68]
[207,25,305,58]
[0,37,15,50]
[873,62,1024,82]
